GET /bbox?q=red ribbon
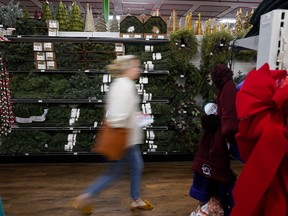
[232,64,288,216]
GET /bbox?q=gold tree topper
[185,12,193,30]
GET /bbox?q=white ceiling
[0,0,262,20]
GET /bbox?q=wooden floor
[0,161,243,216]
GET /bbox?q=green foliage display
[14,104,44,118]
[200,30,233,71]
[15,18,48,35]
[96,14,107,32]
[42,1,53,20]
[10,73,104,99]
[73,133,95,152]
[70,2,83,31]
[55,43,115,70]
[0,131,51,153]
[120,16,143,33]
[170,29,198,65]
[143,16,167,34]
[109,14,119,32]
[126,29,205,154]
[0,0,23,28]
[234,49,257,62]
[74,106,104,126]
[56,0,69,31]
[0,43,34,71]
[199,30,234,100]
[65,72,103,99]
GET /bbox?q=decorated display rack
[0,0,259,162]
[0,34,171,161]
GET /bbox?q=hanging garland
[0,59,14,136]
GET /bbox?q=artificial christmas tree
[42,1,53,21]
[204,18,211,35]
[0,1,23,28]
[244,9,254,31]
[195,13,203,35]
[168,9,179,33]
[96,13,107,32]
[56,0,69,31]
[185,12,193,31]
[84,4,95,32]
[70,1,83,31]
[110,14,119,32]
[233,9,243,37]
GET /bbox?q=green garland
[143,16,167,34]
[120,16,144,33]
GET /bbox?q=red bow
[232,63,288,216]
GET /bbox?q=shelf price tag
[38,100,43,103]
[41,69,45,72]
[85,70,90,73]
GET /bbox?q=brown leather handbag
[92,121,129,160]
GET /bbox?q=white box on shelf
[58,31,120,38]
[46,61,57,69]
[48,28,59,36]
[33,42,43,51]
[35,52,45,61]
[48,20,59,29]
[257,9,288,70]
[93,32,120,38]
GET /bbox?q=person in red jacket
[232,63,288,216]
[189,64,239,216]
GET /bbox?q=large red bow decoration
[232,63,288,216]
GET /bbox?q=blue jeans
[85,145,144,200]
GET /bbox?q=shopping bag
[92,121,129,160]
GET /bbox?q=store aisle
[0,161,243,216]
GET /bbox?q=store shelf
[0,152,194,163]
[11,98,105,104]
[8,69,170,75]
[5,35,170,44]
[11,98,169,104]
[231,35,259,51]
[11,125,168,131]
[11,126,97,131]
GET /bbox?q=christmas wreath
[120,16,144,33]
[143,16,167,34]
[169,29,198,65]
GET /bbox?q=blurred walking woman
[72,55,153,215]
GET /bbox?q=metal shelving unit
[6,35,170,44]
[0,35,175,161]
[8,69,170,75]
[11,98,169,104]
